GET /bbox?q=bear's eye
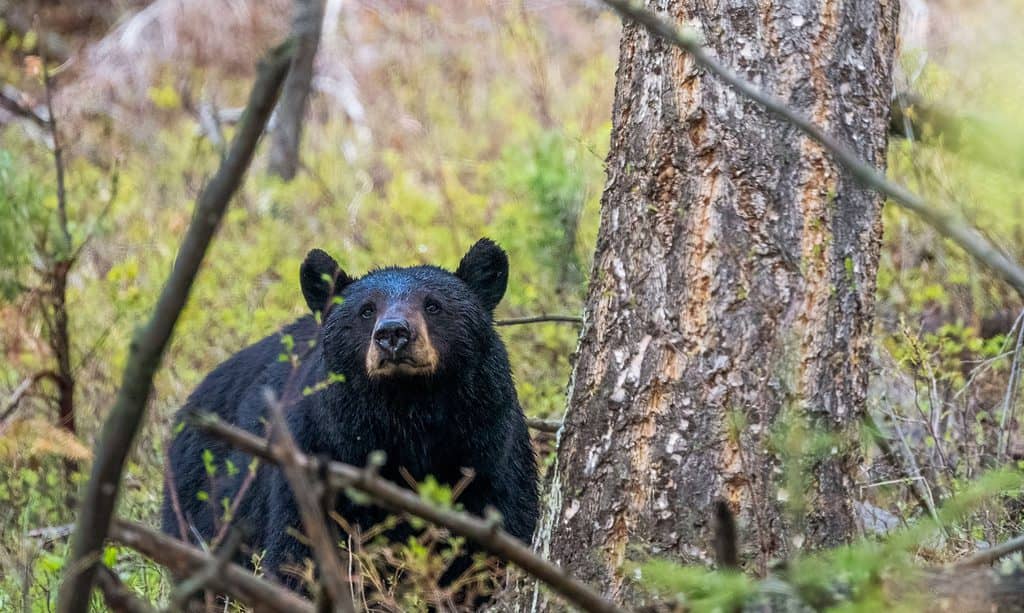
[359,304,376,319]
[424,299,442,315]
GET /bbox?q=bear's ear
[300,249,353,314]
[455,238,508,312]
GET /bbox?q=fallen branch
[495,315,582,327]
[56,40,296,613]
[191,412,626,613]
[954,534,1024,569]
[601,0,1024,298]
[109,519,314,613]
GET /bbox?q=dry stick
[525,417,562,433]
[94,565,157,613]
[55,40,296,613]
[494,315,582,327]
[1,371,62,423]
[953,534,1024,569]
[265,391,357,613]
[168,526,246,610]
[0,84,47,126]
[997,310,1024,461]
[191,413,627,613]
[211,459,260,547]
[40,50,76,437]
[41,56,70,250]
[601,0,1024,299]
[109,519,315,613]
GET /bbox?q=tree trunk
[527,0,898,605]
[268,0,324,180]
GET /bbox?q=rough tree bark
[526,0,899,606]
[268,0,324,180]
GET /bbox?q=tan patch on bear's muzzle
[365,313,439,378]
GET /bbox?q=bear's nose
[373,319,411,356]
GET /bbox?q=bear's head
[299,238,508,381]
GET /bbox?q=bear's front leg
[262,472,315,591]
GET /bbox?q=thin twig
[191,412,627,613]
[41,55,71,251]
[953,534,1024,569]
[0,84,47,125]
[108,519,314,613]
[211,459,260,547]
[525,417,562,433]
[998,310,1024,461]
[168,526,246,610]
[40,47,76,438]
[1,371,63,424]
[860,411,940,525]
[56,40,297,613]
[601,0,1024,298]
[494,315,582,327]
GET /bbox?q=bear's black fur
[162,239,538,589]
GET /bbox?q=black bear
[162,238,539,593]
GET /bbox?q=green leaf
[202,448,216,477]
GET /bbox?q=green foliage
[0,150,50,299]
[498,131,593,290]
[633,469,1024,611]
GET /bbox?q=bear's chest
[329,404,471,478]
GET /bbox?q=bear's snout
[373,318,412,356]
[365,307,439,378]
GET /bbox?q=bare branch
[1,371,63,424]
[56,40,296,613]
[494,315,582,327]
[600,0,1024,298]
[41,55,71,251]
[109,519,314,613]
[191,412,626,613]
[265,392,356,613]
[94,565,157,613]
[0,84,47,126]
[168,526,246,610]
[40,51,77,438]
[525,418,562,433]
